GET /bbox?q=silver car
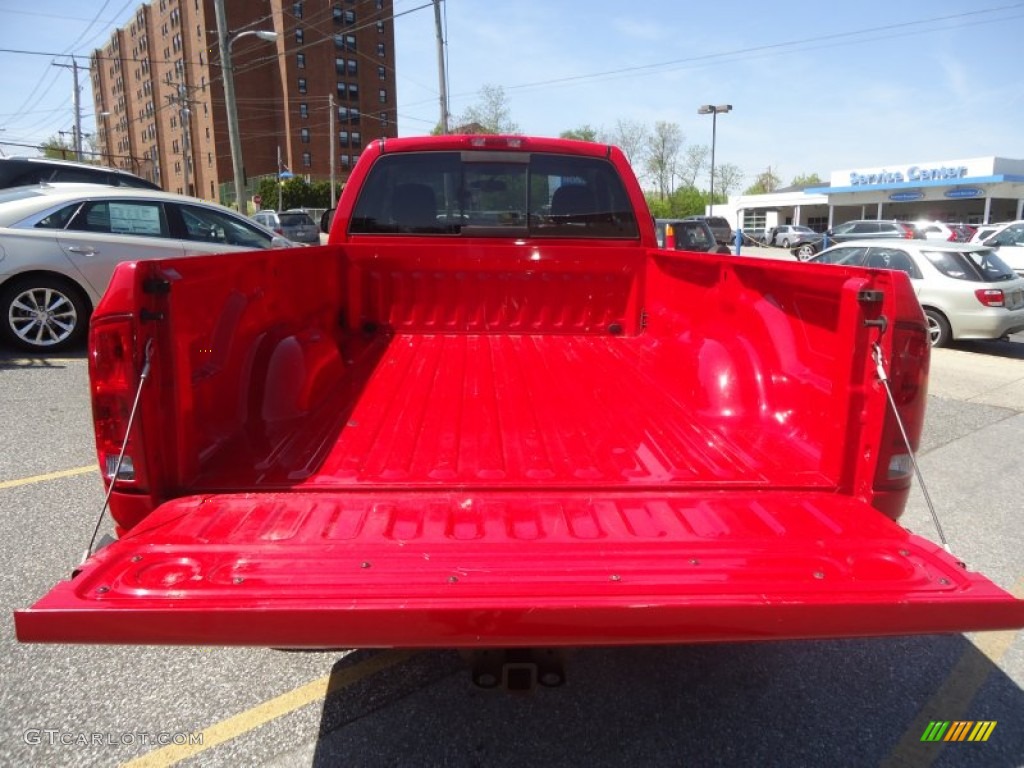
[0,184,292,352]
[251,209,320,244]
[810,239,1024,346]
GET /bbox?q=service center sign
[832,158,994,188]
[849,164,967,186]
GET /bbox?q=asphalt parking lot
[0,337,1021,768]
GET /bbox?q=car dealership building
[726,156,1024,236]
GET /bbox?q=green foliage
[254,176,335,211]
[41,135,76,160]
[744,168,782,195]
[644,185,707,219]
[560,125,599,142]
[789,172,823,187]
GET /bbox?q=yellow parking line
[881,577,1023,767]
[0,465,96,490]
[122,650,413,768]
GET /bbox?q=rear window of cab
[349,151,639,239]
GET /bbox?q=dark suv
[682,215,733,246]
[792,219,916,259]
[655,218,731,254]
[0,157,160,190]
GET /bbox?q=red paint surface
[16,136,1021,646]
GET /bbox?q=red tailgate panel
[16,491,1024,646]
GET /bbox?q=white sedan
[809,239,1024,346]
[0,184,293,351]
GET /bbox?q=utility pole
[168,83,194,196]
[52,58,84,161]
[433,0,449,133]
[329,93,336,206]
[214,0,246,212]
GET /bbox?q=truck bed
[192,331,832,492]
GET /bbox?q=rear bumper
[16,490,1024,647]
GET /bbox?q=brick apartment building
[90,0,398,207]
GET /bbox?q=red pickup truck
[16,135,1024,650]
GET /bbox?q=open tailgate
[16,490,1024,647]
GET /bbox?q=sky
[1,0,1023,191]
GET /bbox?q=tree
[454,84,519,134]
[744,167,782,195]
[254,176,332,211]
[789,172,823,187]
[41,134,76,160]
[715,163,744,199]
[605,119,648,169]
[643,121,684,200]
[560,125,600,142]
[678,144,708,189]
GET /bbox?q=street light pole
[214,0,277,212]
[697,104,732,213]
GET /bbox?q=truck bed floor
[196,334,829,491]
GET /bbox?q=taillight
[274,227,284,235]
[975,289,1005,307]
[899,224,914,239]
[89,317,149,491]
[873,320,929,518]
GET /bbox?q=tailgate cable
[81,337,155,565]
[872,342,951,554]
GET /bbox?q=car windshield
[924,248,1016,282]
[279,213,314,226]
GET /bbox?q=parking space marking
[122,650,413,768]
[881,577,1023,768]
[0,465,96,490]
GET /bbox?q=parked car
[251,209,320,244]
[808,239,1024,346]
[682,215,733,246]
[971,223,1007,244]
[909,220,957,241]
[976,220,1024,276]
[655,218,731,253]
[0,184,292,351]
[770,224,818,248]
[0,156,159,190]
[792,219,917,260]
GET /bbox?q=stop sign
[253,194,263,206]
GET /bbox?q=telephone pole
[433,0,449,133]
[329,93,337,206]
[52,58,83,161]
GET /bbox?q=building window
[338,130,349,147]
[377,21,384,34]
[335,57,345,75]
[293,2,303,18]
[297,53,305,69]
[344,10,355,24]
[377,42,386,57]
[351,131,361,148]
[348,83,359,100]
[300,103,308,118]
[336,82,346,99]
[300,128,310,143]
[298,78,307,94]
[347,59,358,76]
[378,89,387,103]
[379,111,388,128]
[296,28,304,44]
[378,65,386,80]
[302,152,311,167]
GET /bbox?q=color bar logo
[920,721,997,742]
